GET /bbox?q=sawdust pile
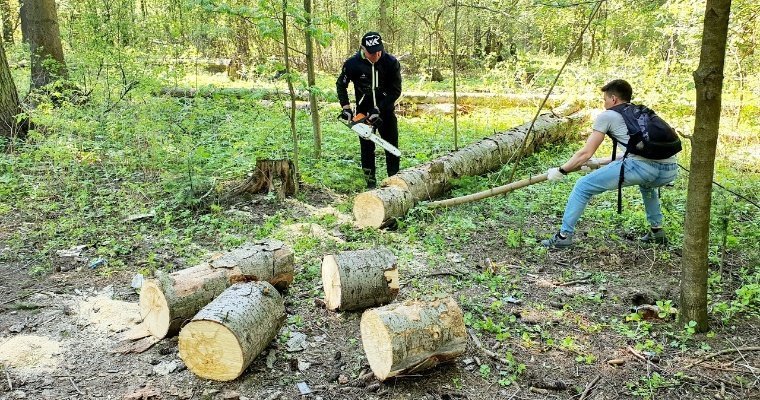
[0,335,62,371]
[75,291,141,333]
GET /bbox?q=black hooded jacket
[336,51,402,114]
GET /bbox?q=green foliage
[627,372,680,399]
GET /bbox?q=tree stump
[430,67,444,82]
[249,159,297,198]
[178,282,285,381]
[321,247,399,311]
[360,296,467,381]
[139,240,293,339]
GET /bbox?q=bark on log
[353,105,587,228]
[139,240,293,339]
[158,87,308,100]
[157,87,567,108]
[178,281,285,381]
[321,247,399,311]
[360,296,467,381]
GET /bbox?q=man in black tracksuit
[336,32,402,189]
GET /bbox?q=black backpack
[609,103,682,160]
[608,103,682,213]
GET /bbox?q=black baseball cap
[361,32,384,53]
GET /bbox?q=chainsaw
[342,113,401,157]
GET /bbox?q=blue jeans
[560,159,678,234]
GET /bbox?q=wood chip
[112,335,160,354]
[121,323,152,341]
[607,358,626,366]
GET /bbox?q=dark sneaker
[640,229,668,245]
[541,232,574,248]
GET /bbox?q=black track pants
[359,111,399,187]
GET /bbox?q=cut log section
[353,105,588,228]
[139,240,293,339]
[321,247,399,311]
[360,296,467,381]
[178,281,285,381]
[353,186,415,229]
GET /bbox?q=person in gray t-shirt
[541,79,678,248]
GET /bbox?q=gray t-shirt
[592,109,677,163]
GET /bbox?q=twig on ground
[579,375,601,400]
[684,347,760,369]
[505,387,521,400]
[468,328,510,364]
[69,376,83,395]
[557,274,593,286]
[4,365,11,391]
[700,364,743,373]
[1,284,67,306]
[425,271,464,279]
[1,290,42,306]
[627,346,663,373]
[727,340,760,382]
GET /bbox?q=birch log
[178,282,285,381]
[360,296,467,381]
[321,247,399,311]
[139,240,293,339]
[353,105,587,228]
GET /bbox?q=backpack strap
[617,158,626,214]
[607,103,636,214]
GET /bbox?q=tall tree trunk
[346,0,357,55]
[304,0,322,159]
[282,0,299,193]
[19,0,28,43]
[140,0,148,20]
[228,19,250,81]
[452,0,458,150]
[0,41,21,138]
[0,0,12,43]
[378,0,388,44]
[22,0,68,89]
[679,0,732,333]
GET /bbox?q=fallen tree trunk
[360,296,467,381]
[401,91,564,107]
[157,86,568,108]
[139,240,293,339]
[321,247,399,311]
[353,105,588,228]
[178,281,285,381]
[157,87,309,100]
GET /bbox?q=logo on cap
[365,36,380,47]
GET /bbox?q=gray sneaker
[541,232,574,248]
[640,229,668,245]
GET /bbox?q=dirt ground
[1,190,758,400]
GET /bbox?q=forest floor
[0,181,758,400]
